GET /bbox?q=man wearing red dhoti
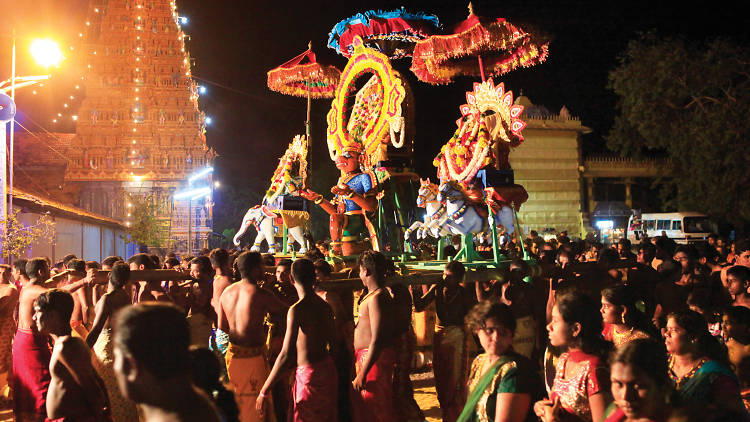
[12,258,90,422]
[292,356,338,421]
[258,258,337,422]
[12,328,51,421]
[351,251,398,422]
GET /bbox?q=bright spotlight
[198,85,207,94]
[205,116,212,125]
[30,39,64,67]
[188,166,214,184]
[180,16,188,24]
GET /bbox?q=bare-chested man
[113,302,221,422]
[351,250,397,422]
[187,256,216,348]
[218,251,287,422]
[86,262,138,422]
[65,259,93,338]
[0,264,19,398]
[12,258,29,289]
[313,259,354,419]
[13,257,90,421]
[33,289,110,420]
[210,248,233,357]
[264,258,298,422]
[128,253,169,303]
[257,258,337,421]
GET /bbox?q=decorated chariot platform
[234,4,552,279]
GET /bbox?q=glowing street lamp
[29,39,64,68]
[2,34,64,243]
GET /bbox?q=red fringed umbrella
[267,42,341,136]
[410,3,549,85]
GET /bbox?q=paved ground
[412,371,443,422]
[0,372,442,422]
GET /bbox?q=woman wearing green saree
[458,302,542,422]
[664,310,748,417]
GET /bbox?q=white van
[627,212,713,245]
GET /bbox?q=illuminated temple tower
[65,0,214,251]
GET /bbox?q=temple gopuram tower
[65,0,214,251]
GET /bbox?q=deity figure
[90,109,98,124]
[178,111,185,125]
[159,109,166,125]
[301,147,377,256]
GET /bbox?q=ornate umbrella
[410,3,549,84]
[327,8,441,60]
[267,43,341,136]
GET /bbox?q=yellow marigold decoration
[326,36,407,168]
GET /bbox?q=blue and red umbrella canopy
[328,8,441,60]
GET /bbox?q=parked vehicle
[626,212,713,245]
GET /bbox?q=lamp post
[0,93,16,258]
[1,35,63,225]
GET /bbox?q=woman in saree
[602,339,672,422]
[600,285,655,348]
[664,310,748,416]
[458,301,542,422]
[534,290,611,422]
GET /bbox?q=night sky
[2,0,746,198]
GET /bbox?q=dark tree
[607,34,750,228]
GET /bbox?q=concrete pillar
[624,178,633,208]
[587,177,596,213]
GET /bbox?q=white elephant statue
[233,205,308,254]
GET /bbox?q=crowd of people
[0,231,749,422]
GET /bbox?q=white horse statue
[437,181,516,236]
[404,178,451,240]
[233,204,308,254]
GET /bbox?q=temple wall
[509,127,585,237]
[12,205,129,262]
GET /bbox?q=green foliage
[124,194,170,248]
[608,34,750,227]
[1,209,56,259]
[212,179,265,240]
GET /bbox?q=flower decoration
[434,78,526,184]
[267,134,308,199]
[326,36,407,166]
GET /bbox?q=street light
[29,39,64,67]
[1,34,64,236]
[175,167,215,255]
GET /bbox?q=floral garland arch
[326,36,407,168]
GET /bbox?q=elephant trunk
[234,215,255,246]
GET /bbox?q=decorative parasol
[410,3,549,85]
[327,8,441,60]
[267,42,341,136]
